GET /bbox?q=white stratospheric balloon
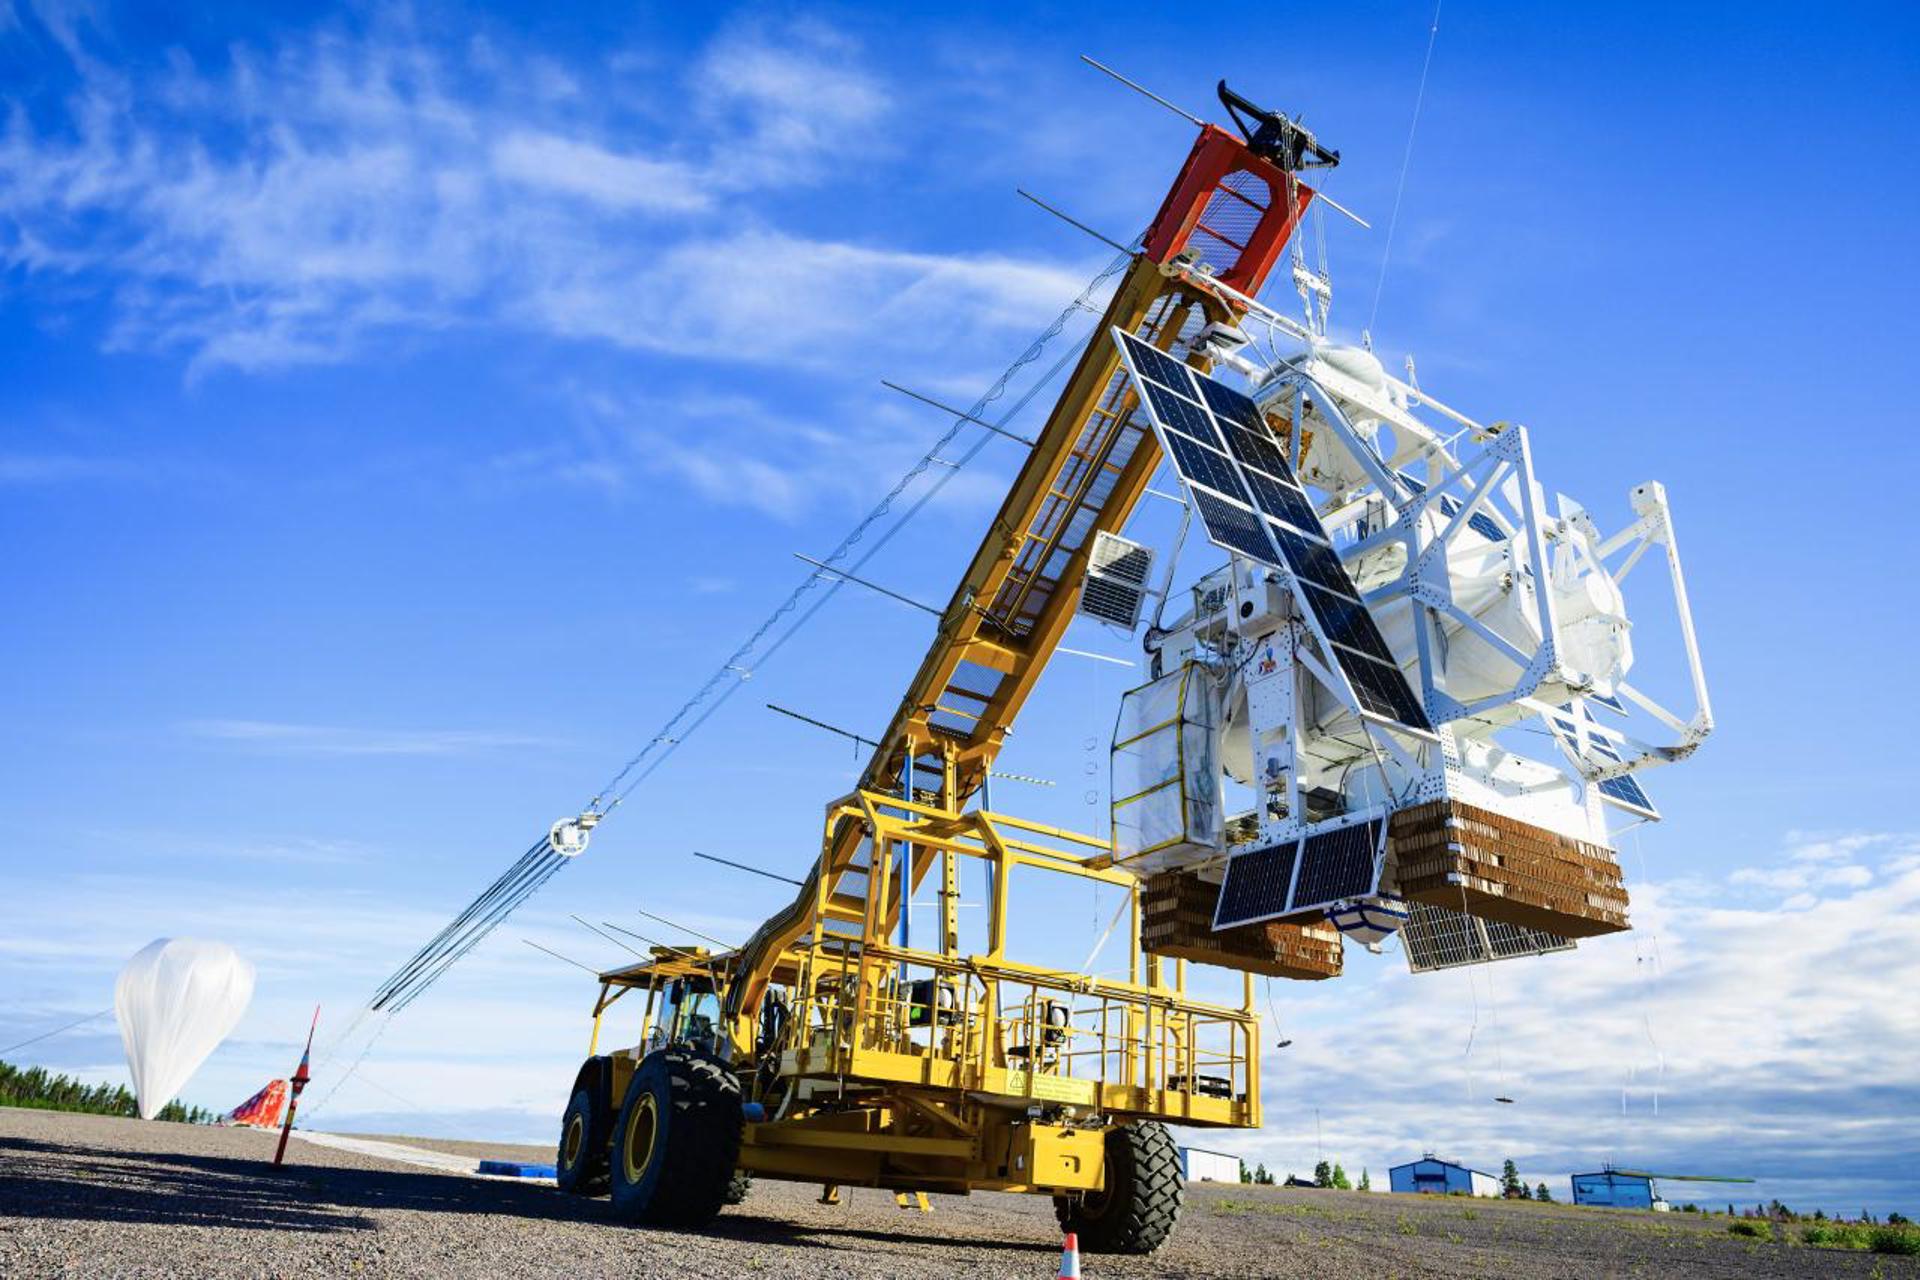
[114,938,255,1120]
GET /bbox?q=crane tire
[555,1085,611,1196]
[1052,1120,1184,1254]
[608,1047,742,1227]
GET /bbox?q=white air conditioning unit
[1079,532,1155,630]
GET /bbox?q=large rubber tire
[1053,1121,1183,1254]
[608,1048,742,1227]
[555,1085,610,1196]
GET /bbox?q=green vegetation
[0,1058,214,1124]
[1869,1227,1920,1256]
[1798,1221,1920,1253]
[1500,1158,1528,1199]
[1312,1159,1354,1190]
[1728,1220,1771,1240]
[1534,1182,1554,1202]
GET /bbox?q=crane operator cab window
[652,975,721,1057]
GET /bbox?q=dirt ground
[1,1107,1910,1279]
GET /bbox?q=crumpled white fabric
[114,938,255,1119]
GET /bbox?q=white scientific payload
[1096,271,1712,976]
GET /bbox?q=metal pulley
[549,812,601,858]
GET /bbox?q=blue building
[1571,1170,1656,1209]
[1389,1154,1501,1197]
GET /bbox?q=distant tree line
[0,1059,215,1124]
[1237,1158,1377,1192]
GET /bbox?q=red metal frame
[1141,125,1316,294]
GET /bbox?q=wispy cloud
[183,719,544,757]
[0,454,134,483]
[0,9,1075,376]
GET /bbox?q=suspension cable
[1367,0,1445,340]
[335,249,1135,1031]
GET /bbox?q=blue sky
[3,0,1917,1215]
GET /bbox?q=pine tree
[1536,1182,1553,1203]
[1239,1160,1252,1184]
[1313,1159,1332,1188]
[1332,1162,1352,1190]
[1253,1162,1272,1186]
[1501,1159,1524,1199]
[1359,1168,1372,1192]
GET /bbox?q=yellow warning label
[1003,1070,1097,1105]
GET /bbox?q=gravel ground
[2,1107,1911,1279]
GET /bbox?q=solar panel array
[1213,817,1385,929]
[1112,329,1431,734]
[1546,704,1658,818]
[1402,899,1576,973]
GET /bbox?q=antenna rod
[793,553,941,615]
[1058,646,1136,668]
[694,849,806,887]
[881,380,1037,448]
[634,907,734,950]
[1016,189,1133,256]
[570,914,644,957]
[1079,55,1206,127]
[766,703,881,751]
[598,919,721,967]
[522,938,601,975]
[1309,190,1373,230]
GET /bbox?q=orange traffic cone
[1056,1230,1081,1279]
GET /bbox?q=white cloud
[184,719,545,756]
[490,131,709,213]
[0,9,1075,378]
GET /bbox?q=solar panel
[1214,815,1386,928]
[1124,337,1203,399]
[1545,703,1659,819]
[1221,421,1293,478]
[1163,432,1248,500]
[1197,377,1265,431]
[1191,490,1276,563]
[1301,584,1397,664]
[1289,819,1382,913]
[1211,840,1298,929]
[1269,526,1349,592]
[1598,774,1657,817]
[1143,383,1224,449]
[1246,473,1321,532]
[1403,899,1576,973]
[1113,329,1432,736]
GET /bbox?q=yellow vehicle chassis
[587,789,1259,1195]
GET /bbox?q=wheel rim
[562,1112,584,1168]
[622,1093,658,1183]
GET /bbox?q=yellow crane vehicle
[546,71,1709,1253]
[548,83,1327,1255]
